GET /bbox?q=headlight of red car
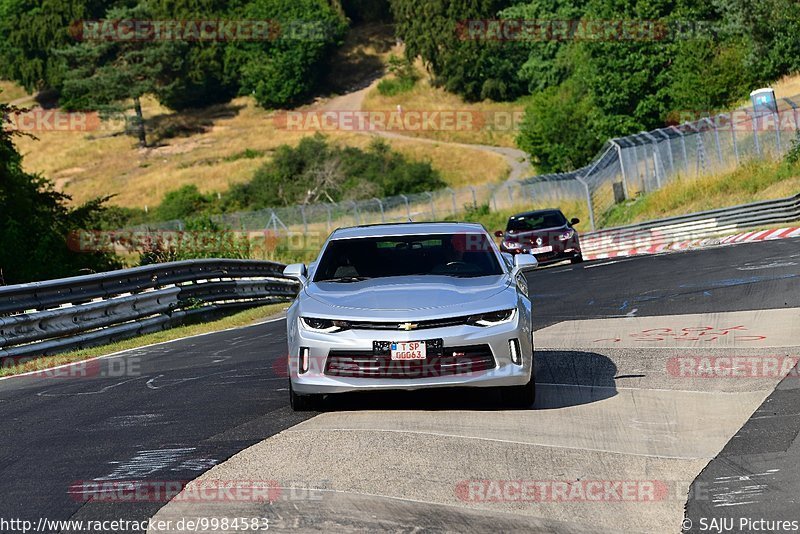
[557,229,575,241]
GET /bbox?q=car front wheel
[502,377,535,408]
[289,382,323,412]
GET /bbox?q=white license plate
[390,341,427,360]
[530,246,553,254]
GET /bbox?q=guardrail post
[575,176,596,231]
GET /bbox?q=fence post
[300,204,308,233]
[445,187,457,216]
[506,182,514,206]
[671,125,689,175]
[751,106,762,156]
[426,192,436,220]
[656,129,675,178]
[727,114,740,166]
[469,186,477,209]
[643,132,662,189]
[400,194,411,221]
[774,109,782,153]
[350,201,360,225]
[575,176,595,231]
[609,139,630,199]
[372,197,385,223]
[709,117,723,165]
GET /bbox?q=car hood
[302,275,514,319]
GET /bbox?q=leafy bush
[227,134,445,209]
[0,103,120,284]
[228,0,347,108]
[156,185,216,221]
[785,132,800,166]
[137,218,251,266]
[377,55,418,96]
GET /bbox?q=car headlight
[557,229,575,241]
[300,317,350,332]
[468,309,516,327]
[502,240,522,249]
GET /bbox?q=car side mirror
[512,254,538,274]
[494,230,504,238]
[570,218,580,225]
[283,263,307,285]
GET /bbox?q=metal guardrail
[0,259,297,360]
[581,193,800,256]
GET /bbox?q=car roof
[509,208,564,219]
[330,221,487,239]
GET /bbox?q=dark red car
[495,208,583,265]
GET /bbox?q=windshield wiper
[320,276,372,283]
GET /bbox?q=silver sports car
[282,222,538,411]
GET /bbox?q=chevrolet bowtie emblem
[399,322,418,331]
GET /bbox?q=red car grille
[325,344,496,379]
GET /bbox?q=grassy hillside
[603,159,800,228]
[7,90,509,208]
[362,68,529,148]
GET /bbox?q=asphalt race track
[0,237,798,533]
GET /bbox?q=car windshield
[313,233,503,281]
[506,211,567,232]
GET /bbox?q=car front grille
[344,315,474,331]
[325,344,496,379]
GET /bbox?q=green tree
[0,100,120,284]
[58,5,184,147]
[516,77,601,172]
[147,0,240,110]
[226,0,347,108]
[0,0,109,92]
[391,0,527,101]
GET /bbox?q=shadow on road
[317,350,617,412]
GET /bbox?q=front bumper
[290,318,533,395]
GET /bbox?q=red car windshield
[507,211,567,232]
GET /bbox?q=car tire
[570,254,584,264]
[289,382,322,412]
[502,376,535,408]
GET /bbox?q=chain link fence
[140,94,800,235]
